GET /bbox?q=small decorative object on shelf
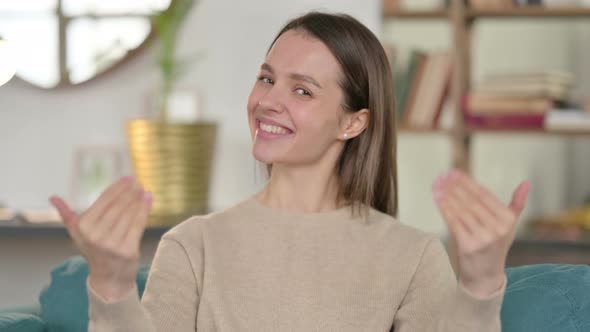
[513,0,543,6]
[0,203,15,222]
[529,204,590,241]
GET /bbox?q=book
[464,94,553,114]
[396,51,427,120]
[476,81,570,100]
[475,71,574,100]
[461,96,545,129]
[514,0,543,5]
[545,109,590,131]
[401,52,428,127]
[464,112,545,129]
[483,71,574,87]
[405,50,452,129]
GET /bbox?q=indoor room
[1,0,590,331]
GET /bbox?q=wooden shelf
[508,234,590,266]
[384,7,590,19]
[384,9,448,19]
[0,221,171,237]
[397,127,451,134]
[468,7,590,19]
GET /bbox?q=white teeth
[260,122,288,135]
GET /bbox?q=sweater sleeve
[393,237,505,332]
[87,236,199,332]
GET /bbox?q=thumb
[49,196,80,237]
[509,180,531,216]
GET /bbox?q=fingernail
[435,175,447,188]
[448,169,459,180]
[433,176,441,187]
[123,176,135,184]
[433,187,443,201]
[143,191,153,203]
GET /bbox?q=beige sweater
[88,196,504,332]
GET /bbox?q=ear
[339,108,369,141]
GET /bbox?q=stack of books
[544,108,590,131]
[462,71,574,129]
[395,50,453,130]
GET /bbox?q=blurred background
[0,0,589,309]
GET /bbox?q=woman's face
[247,29,346,167]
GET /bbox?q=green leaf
[151,0,201,121]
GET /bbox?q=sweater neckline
[242,195,355,221]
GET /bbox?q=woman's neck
[256,163,344,214]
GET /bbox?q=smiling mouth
[256,120,293,137]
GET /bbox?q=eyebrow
[261,63,322,89]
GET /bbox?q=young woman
[50,11,530,332]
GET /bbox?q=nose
[258,87,285,114]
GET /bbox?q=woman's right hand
[49,176,153,302]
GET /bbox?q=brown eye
[257,75,274,84]
[295,88,311,97]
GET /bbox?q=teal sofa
[1,256,590,331]
[0,257,149,332]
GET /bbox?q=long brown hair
[266,12,398,218]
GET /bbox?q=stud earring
[343,133,349,139]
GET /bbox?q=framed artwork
[71,145,124,212]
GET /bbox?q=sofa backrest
[38,257,590,332]
[39,256,149,332]
[502,264,590,332]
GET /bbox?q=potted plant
[127,0,217,226]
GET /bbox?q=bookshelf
[383,0,590,171]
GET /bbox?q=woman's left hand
[432,169,531,299]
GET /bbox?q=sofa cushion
[0,312,45,332]
[502,264,590,332]
[39,256,149,332]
